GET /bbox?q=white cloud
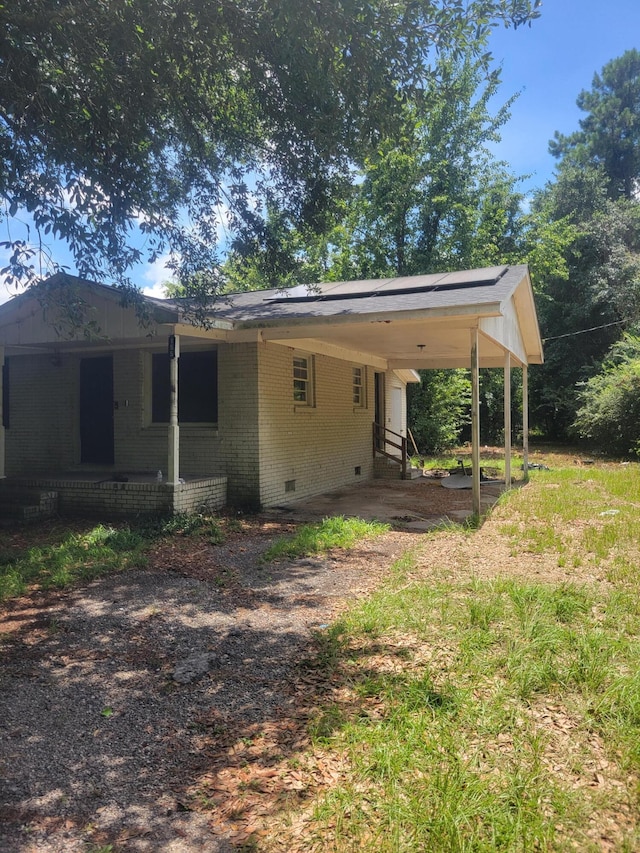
[140,254,175,299]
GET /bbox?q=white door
[390,385,404,436]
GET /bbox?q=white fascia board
[393,369,421,383]
[512,277,544,364]
[238,302,503,338]
[265,337,389,370]
[479,308,528,365]
[172,322,230,341]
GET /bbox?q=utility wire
[543,320,626,343]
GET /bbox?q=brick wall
[112,349,224,475]
[4,341,406,511]
[11,475,227,517]
[5,353,76,474]
[217,342,260,507]
[256,342,375,506]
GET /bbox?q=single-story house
[0,264,543,518]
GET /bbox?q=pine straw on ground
[179,493,638,852]
[1,452,637,852]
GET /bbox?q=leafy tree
[0,0,540,294]
[572,334,640,457]
[529,51,640,439]
[408,370,471,454]
[528,190,640,438]
[334,54,527,277]
[550,50,640,201]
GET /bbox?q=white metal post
[504,351,511,489]
[470,328,481,517]
[522,364,529,480]
[168,335,180,486]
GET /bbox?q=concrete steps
[373,457,423,481]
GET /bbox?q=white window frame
[352,365,366,408]
[293,353,315,407]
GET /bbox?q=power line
[543,320,626,343]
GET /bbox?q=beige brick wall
[5,353,76,474]
[112,348,224,475]
[217,342,260,507]
[256,342,374,506]
[4,342,405,511]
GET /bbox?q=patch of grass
[0,523,149,599]
[0,510,233,602]
[282,534,640,852]
[261,516,389,562]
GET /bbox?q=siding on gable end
[256,342,374,507]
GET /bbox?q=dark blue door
[80,356,114,464]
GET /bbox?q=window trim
[293,353,315,408]
[145,348,219,427]
[352,365,367,409]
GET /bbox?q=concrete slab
[266,476,507,530]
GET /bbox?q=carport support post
[504,351,511,489]
[522,364,529,480]
[470,328,481,518]
[168,334,180,487]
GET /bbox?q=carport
[213,263,544,515]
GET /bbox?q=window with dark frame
[151,350,218,423]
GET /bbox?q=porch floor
[266,474,511,531]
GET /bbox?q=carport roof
[0,264,543,369]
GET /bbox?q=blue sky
[487,0,640,191]
[2,0,639,301]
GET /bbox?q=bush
[408,369,471,454]
[572,334,640,456]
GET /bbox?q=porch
[0,472,227,520]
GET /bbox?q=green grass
[261,516,390,562]
[0,524,149,599]
[297,574,640,850]
[0,512,227,601]
[277,462,640,851]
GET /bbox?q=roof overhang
[0,267,543,369]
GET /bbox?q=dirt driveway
[0,475,509,852]
[0,510,426,852]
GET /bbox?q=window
[151,349,218,424]
[353,366,365,407]
[293,354,314,406]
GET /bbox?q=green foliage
[296,463,640,849]
[262,516,389,562]
[0,512,230,601]
[408,369,471,453]
[550,49,640,201]
[530,51,640,441]
[0,0,540,292]
[572,334,640,456]
[0,524,148,599]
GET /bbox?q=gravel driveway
[0,523,417,852]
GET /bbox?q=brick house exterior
[0,266,543,516]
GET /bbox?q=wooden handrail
[372,422,408,474]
